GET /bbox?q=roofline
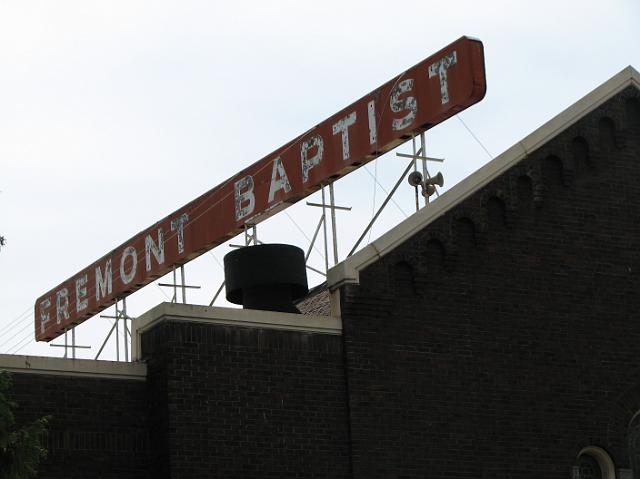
[132,302,342,360]
[328,66,640,289]
[0,354,147,380]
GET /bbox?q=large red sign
[35,36,486,341]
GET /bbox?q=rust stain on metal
[35,36,487,341]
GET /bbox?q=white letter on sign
[390,79,417,131]
[332,111,357,161]
[120,246,138,285]
[301,134,324,183]
[268,157,291,203]
[234,176,255,221]
[95,259,113,301]
[368,100,377,145]
[40,298,51,334]
[56,288,70,324]
[145,228,165,272]
[170,213,189,255]
[75,274,88,312]
[428,51,457,104]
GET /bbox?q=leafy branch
[0,371,49,479]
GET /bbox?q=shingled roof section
[295,282,331,316]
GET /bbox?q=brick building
[1,66,639,478]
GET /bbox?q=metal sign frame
[35,36,486,341]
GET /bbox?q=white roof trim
[132,302,342,360]
[328,66,640,289]
[0,354,147,380]
[134,302,341,336]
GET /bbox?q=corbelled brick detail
[339,87,640,478]
[4,77,639,479]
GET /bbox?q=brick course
[3,79,639,479]
[339,87,640,478]
[140,321,350,479]
[8,373,149,479]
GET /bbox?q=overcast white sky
[0,0,638,359]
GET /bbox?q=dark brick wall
[140,321,350,479]
[339,87,640,478]
[8,373,149,479]
[4,86,638,479]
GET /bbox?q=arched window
[573,446,616,479]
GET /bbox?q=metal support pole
[94,297,134,361]
[50,341,90,356]
[349,161,415,256]
[305,193,350,272]
[123,298,128,362]
[243,224,257,246]
[305,216,324,262]
[115,301,120,362]
[328,182,339,266]
[94,320,118,360]
[305,264,326,276]
[320,184,329,274]
[64,328,68,359]
[209,281,226,306]
[124,318,128,362]
[180,265,187,304]
[412,135,419,212]
[420,132,429,206]
[71,327,76,359]
[172,267,177,303]
[159,275,200,305]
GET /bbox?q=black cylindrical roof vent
[223,244,309,313]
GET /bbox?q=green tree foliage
[0,371,48,479]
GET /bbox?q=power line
[207,251,223,268]
[363,164,408,218]
[0,304,34,333]
[0,317,34,350]
[456,114,493,160]
[8,334,35,355]
[4,324,36,354]
[284,210,325,261]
